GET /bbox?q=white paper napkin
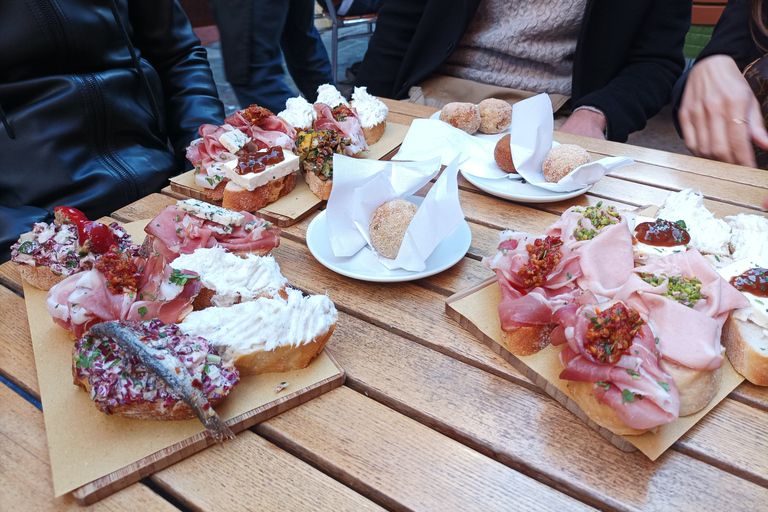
[325,154,464,272]
[510,93,634,192]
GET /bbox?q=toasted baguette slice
[566,381,653,436]
[659,358,722,416]
[722,314,768,386]
[502,323,556,356]
[18,264,67,291]
[172,246,289,310]
[222,171,298,212]
[179,288,338,375]
[362,121,386,145]
[305,170,333,201]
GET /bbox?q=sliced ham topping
[555,300,680,430]
[614,249,749,371]
[46,253,200,338]
[186,124,239,188]
[314,103,368,156]
[225,108,296,151]
[144,206,280,262]
[545,206,634,298]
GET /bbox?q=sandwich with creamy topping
[350,86,388,145]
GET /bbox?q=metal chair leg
[331,21,339,82]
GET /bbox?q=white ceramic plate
[306,207,472,283]
[430,110,591,203]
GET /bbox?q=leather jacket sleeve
[128,0,225,169]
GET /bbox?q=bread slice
[172,246,289,310]
[304,170,333,201]
[566,381,653,436]
[179,288,338,375]
[18,264,67,290]
[222,172,298,212]
[722,314,768,386]
[362,121,386,145]
[659,358,722,416]
[205,180,227,201]
[502,323,556,356]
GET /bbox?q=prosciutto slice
[554,300,680,430]
[144,206,281,262]
[614,249,749,371]
[314,103,368,156]
[46,253,201,338]
[484,231,584,330]
[186,124,239,189]
[225,108,296,151]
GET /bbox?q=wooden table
[2,99,768,511]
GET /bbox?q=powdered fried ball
[439,102,481,134]
[478,98,513,134]
[369,199,418,259]
[494,134,516,173]
[542,144,591,183]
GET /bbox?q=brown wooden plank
[151,429,385,512]
[553,131,767,188]
[0,285,38,397]
[0,383,176,511]
[382,98,438,120]
[730,381,768,412]
[256,386,596,512]
[272,237,531,387]
[0,260,22,295]
[322,311,768,510]
[160,184,188,200]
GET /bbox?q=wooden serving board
[170,122,411,227]
[445,277,745,460]
[24,222,346,505]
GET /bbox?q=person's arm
[571,0,690,142]
[127,1,225,170]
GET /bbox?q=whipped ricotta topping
[727,213,768,261]
[656,189,730,256]
[315,84,348,107]
[172,247,288,307]
[179,288,337,356]
[350,86,388,128]
[278,96,316,130]
[718,258,768,329]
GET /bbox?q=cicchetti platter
[447,189,768,460]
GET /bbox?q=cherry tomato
[54,206,89,240]
[82,221,117,254]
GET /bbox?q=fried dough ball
[494,134,516,173]
[478,98,513,134]
[439,102,481,134]
[369,199,418,259]
[542,144,591,183]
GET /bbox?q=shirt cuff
[572,105,609,138]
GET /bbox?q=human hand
[559,108,607,140]
[679,55,768,167]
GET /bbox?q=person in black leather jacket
[0,0,225,262]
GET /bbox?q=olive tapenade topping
[296,129,349,180]
[572,202,620,241]
[518,236,564,289]
[584,303,644,364]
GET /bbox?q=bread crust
[566,381,651,436]
[205,180,227,201]
[722,314,768,386]
[363,121,386,145]
[502,323,556,356]
[659,358,722,416]
[18,264,67,290]
[230,322,336,375]
[304,170,333,200]
[192,285,288,311]
[222,171,298,212]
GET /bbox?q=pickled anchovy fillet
[90,321,235,442]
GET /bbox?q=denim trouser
[211,0,335,113]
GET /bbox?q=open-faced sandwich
[11,206,140,290]
[143,199,280,262]
[296,128,349,200]
[350,86,388,145]
[313,84,368,157]
[76,320,238,441]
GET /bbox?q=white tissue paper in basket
[510,93,635,192]
[325,154,465,272]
